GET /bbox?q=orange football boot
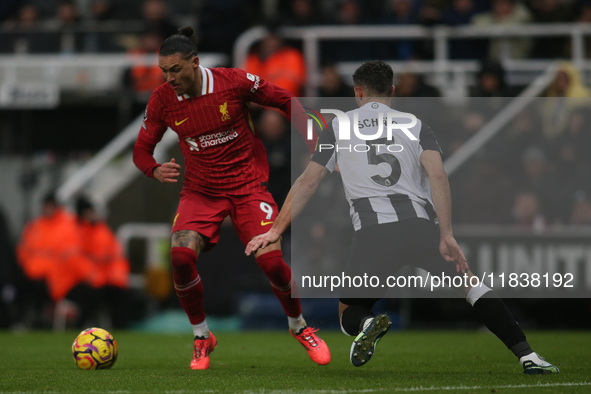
[190,332,217,370]
[290,327,331,365]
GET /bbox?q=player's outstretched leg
[349,313,391,367]
[191,331,217,370]
[256,250,330,365]
[467,285,559,374]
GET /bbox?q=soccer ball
[72,327,118,370]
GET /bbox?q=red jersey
[133,66,314,195]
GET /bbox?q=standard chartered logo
[186,129,239,151]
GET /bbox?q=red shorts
[172,189,279,248]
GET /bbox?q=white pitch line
[236,382,591,394]
[2,383,590,394]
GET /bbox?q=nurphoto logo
[304,108,418,142]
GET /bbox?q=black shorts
[339,218,462,305]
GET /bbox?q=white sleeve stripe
[199,65,208,95]
[206,68,214,93]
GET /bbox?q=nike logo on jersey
[175,118,189,126]
[260,221,274,226]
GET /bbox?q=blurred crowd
[450,62,591,230]
[0,194,131,329]
[2,0,591,61]
[0,0,182,54]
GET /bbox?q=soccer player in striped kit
[133,27,330,370]
[246,60,558,374]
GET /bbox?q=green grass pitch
[0,330,589,393]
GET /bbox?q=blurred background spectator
[512,190,546,231]
[14,193,132,329]
[50,0,81,29]
[123,29,166,95]
[470,60,517,97]
[120,29,166,125]
[395,72,441,97]
[528,0,574,59]
[542,62,591,140]
[12,4,40,29]
[16,193,93,328]
[242,29,306,96]
[440,0,488,59]
[63,197,131,329]
[471,0,532,60]
[281,0,326,26]
[322,0,373,61]
[141,0,177,39]
[90,0,115,21]
[318,63,353,97]
[381,0,421,60]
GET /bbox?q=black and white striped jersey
[311,101,443,231]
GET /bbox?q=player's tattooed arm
[172,230,206,254]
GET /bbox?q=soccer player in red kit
[132,27,330,370]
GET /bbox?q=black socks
[472,291,532,358]
[341,305,375,336]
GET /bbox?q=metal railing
[55,114,178,204]
[444,63,559,176]
[233,23,591,96]
[0,53,228,92]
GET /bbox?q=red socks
[170,247,205,324]
[171,247,300,323]
[256,250,302,318]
